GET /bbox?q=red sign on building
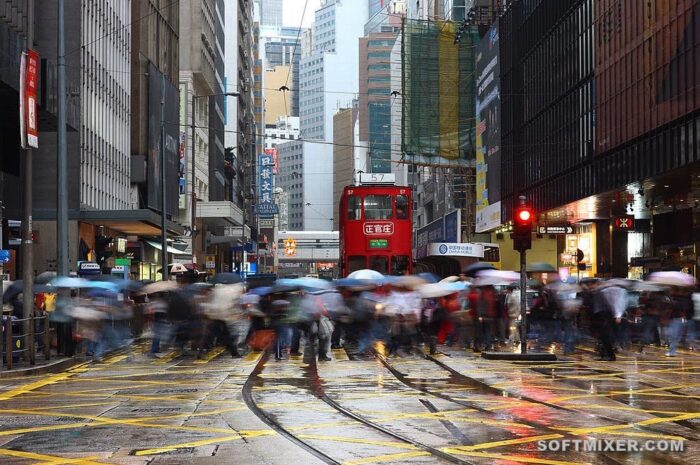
[19,49,40,149]
[614,216,635,230]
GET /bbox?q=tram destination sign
[368,239,389,249]
[537,225,573,235]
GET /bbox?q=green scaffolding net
[402,18,479,167]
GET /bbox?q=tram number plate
[369,239,389,249]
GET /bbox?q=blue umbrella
[417,272,441,284]
[278,277,333,291]
[50,277,90,288]
[249,286,273,296]
[84,280,119,292]
[86,289,118,299]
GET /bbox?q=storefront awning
[33,209,185,236]
[145,240,189,255]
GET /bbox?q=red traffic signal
[513,205,534,252]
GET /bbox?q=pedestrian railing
[2,313,52,370]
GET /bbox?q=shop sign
[77,262,101,276]
[363,222,394,236]
[259,219,274,228]
[114,258,131,267]
[427,243,485,258]
[205,255,216,269]
[20,49,39,149]
[257,153,278,218]
[614,216,635,230]
[537,224,573,235]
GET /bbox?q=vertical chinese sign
[257,153,278,218]
[19,49,40,149]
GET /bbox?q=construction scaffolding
[401,18,479,167]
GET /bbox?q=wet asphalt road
[0,341,697,465]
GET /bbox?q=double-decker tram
[339,180,412,277]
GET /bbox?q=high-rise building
[259,0,283,28]
[333,105,367,230]
[299,0,368,142]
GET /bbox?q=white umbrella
[647,271,696,288]
[476,269,520,282]
[472,276,514,287]
[347,269,384,281]
[140,280,179,295]
[49,277,90,288]
[631,281,666,292]
[439,276,460,283]
[546,281,582,293]
[418,283,459,298]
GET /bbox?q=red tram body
[339,184,413,277]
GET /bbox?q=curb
[0,356,84,379]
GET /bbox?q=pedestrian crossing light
[513,204,533,252]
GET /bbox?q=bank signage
[428,243,485,258]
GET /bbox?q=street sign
[114,258,131,267]
[537,225,573,235]
[19,49,39,149]
[0,250,9,264]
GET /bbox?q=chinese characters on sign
[257,154,278,217]
[363,222,394,236]
[20,49,40,149]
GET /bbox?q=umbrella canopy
[476,269,520,281]
[417,272,441,284]
[211,272,244,285]
[508,278,541,288]
[439,276,460,283]
[140,280,179,295]
[50,277,91,288]
[277,277,333,291]
[473,276,515,287]
[647,271,696,288]
[2,281,53,303]
[418,282,467,298]
[84,280,119,292]
[168,263,189,274]
[389,275,427,290]
[86,289,118,299]
[526,262,557,273]
[347,269,385,281]
[463,262,496,277]
[249,286,274,296]
[546,281,582,293]
[35,271,57,284]
[597,278,633,290]
[630,281,666,293]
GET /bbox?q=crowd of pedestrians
[7,269,699,363]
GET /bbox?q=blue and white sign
[0,250,10,264]
[257,154,278,218]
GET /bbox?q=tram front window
[369,256,389,274]
[348,256,366,273]
[364,195,393,220]
[391,255,410,275]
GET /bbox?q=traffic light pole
[519,249,527,355]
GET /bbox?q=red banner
[20,49,40,149]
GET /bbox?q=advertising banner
[475,24,501,232]
[19,49,40,149]
[147,63,180,218]
[257,153,278,218]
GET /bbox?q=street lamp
[189,91,240,263]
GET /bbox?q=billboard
[475,23,501,232]
[257,153,278,218]
[595,0,700,152]
[415,210,461,259]
[147,63,180,218]
[19,49,39,149]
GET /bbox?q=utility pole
[57,0,68,276]
[160,73,168,281]
[22,0,35,363]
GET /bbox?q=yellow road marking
[298,433,418,450]
[343,451,431,465]
[0,448,110,465]
[193,346,227,364]
[134,429,276,456]
[0,369,80,401]
[154,350,181,364]
[98,354,128,365]
[443,449,592,465]
[450,434,564,452]
[552,412,700,435]
[332,348,350,361]
[244,350,263,361]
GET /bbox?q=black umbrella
[463,262,496,277]
[35,271,57,284]
[3,281,53,303]
[527,262,557,273]
[211,272,244,285]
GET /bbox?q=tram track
[242,349,471,465]
[371,349,697,465]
